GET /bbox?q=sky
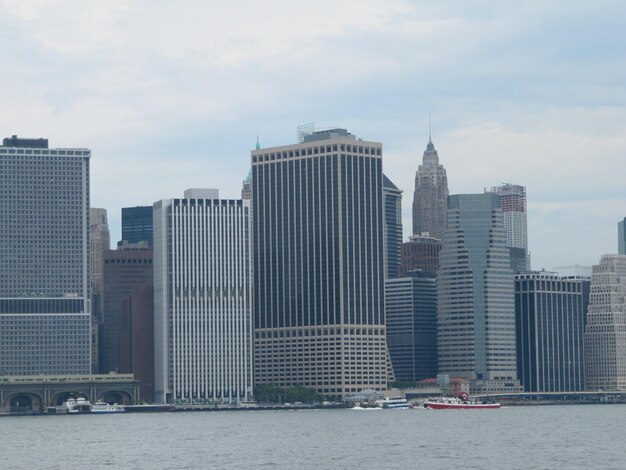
[1,0,624,269]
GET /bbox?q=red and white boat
[423,393,501,410]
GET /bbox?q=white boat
[423,394,501,410]
[378,396,410,409]
[91,401,126,414]
[64,397,92,414]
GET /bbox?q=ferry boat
[91,401,126,414]
[64,397,93,414]
[378,396,410,409]
[423,394,500,410]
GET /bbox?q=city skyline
[1,1,624,270]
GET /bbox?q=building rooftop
[2,135,48,149]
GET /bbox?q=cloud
[1,0,625,265]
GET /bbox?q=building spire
[255,130,260,150]
[428,113,432,143]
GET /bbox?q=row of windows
[252,145,381,163]
[0,149,89,156]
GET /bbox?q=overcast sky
[1,0,624,269]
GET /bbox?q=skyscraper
[385,271,437,382]
[252,128,389,398]
[619,217,625,255]
[90,207,110,372]
[241,169,252,200]
[90,208,110,317]
[584,254,626,391]
[154,189,253,404]
[400,234,441,277]
[437,193,520,392]
[0,136,91,375]
[383,174,402,279]
[490,184,530,272]
[102,244,153,374]
[121,206,153,247]
[412,136,448,238]
[515,272,589,392]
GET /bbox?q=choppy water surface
[1,405,625,469]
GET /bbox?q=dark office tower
[385,271,437,382]
[119,284,154,402]
[438,193,520,393]
[619,218,626,255]
[400,234,441,276]
[252,128,389,398]
[383,174,403,279]
[585,254,626,391]
[412,137,448,238]
[490,184,530,272]
[102,244,153,374]
[0,136,91,375]
[121,206,153,247]
[515,272,589,392]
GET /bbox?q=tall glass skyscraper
[153,189,253,404]
[383,174,402,279]
[619,217,625,255]
[438,193,520,392]
[252,128,390,398]
[121,206,153,247]
[0,136,91,375]
[515,272,589,392]
[386,271,437,382]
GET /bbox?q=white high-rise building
[0,136,91,375]
[153,189,253,404]
[584,254,626,391]
[490,184,530,272]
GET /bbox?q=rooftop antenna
[428,113,432,142]
[255,129,260,150]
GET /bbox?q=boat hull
[425,401,500,410]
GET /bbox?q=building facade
[120,284,154,403]
[89,208,110,373]
[412,138,448,238]
[90,208,110,315]
[400,234,441,277]
[383,174,403,279]
[437,193,520,392]
[101,244,153,374]
[515,272,589,392]
[584,254,626,391]
[0,136,91,375]
[252,128,389,398]
[385,271,437,383]
[619,218,625,255]
[121,206,153,247]
[490,184,530,272]
[154,189,253,404]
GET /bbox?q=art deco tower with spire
[412,127,449,238]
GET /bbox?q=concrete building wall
[154,194,253,404]
[0,139,91,375]
[585,254,626,391]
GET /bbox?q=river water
[1,405,624,469]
